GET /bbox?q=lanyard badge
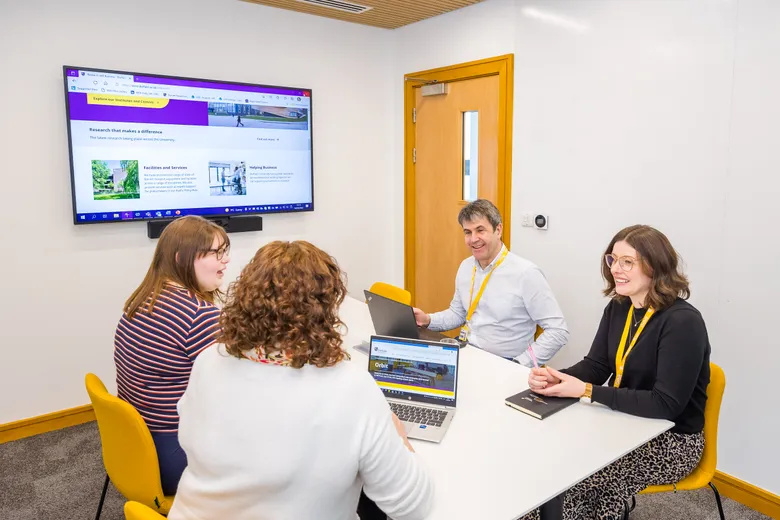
[458,249,509,342]
[613,306,655,387]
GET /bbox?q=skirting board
[713,471,780,519]
[0,404,95,444]
[1,406,778,518]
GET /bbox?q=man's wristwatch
[580,383,593,404]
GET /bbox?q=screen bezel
[368,335,459,408]
[63,65,314,225]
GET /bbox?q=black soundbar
[147,215,262,239]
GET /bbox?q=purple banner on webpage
[68,93,207,126]
[133,75,306,96]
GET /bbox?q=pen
[527,343,539,369]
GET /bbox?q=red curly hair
[220,240,349,368]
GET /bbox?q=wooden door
[413,75,500,315]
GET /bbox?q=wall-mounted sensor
[534,214,548,230]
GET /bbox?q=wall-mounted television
[63,66,313,225]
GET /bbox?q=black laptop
[363,290,448,342]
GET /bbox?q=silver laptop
[363,290,448,343]
[368,335,460,443]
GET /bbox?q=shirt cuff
[514,352,533,368]
[427,313,442,331]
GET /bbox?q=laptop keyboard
[389,402,448,427]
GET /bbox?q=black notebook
[505,389,578,420]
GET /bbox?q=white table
[340,296,672,520]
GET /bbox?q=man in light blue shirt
[413,199,569,367]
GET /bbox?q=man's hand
[413,308,431,328]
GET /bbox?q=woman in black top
[523,225,710,520]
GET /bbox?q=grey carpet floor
[0,422,772,519]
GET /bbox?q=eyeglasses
[604,254,637,272]
[206,247,230,261]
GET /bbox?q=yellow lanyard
[466,248,509,322]
[614,306,655,387]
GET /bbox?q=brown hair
[458,199,503,230]
[602,225,690,310]
[220,241,349,368]
[124,216,230,318]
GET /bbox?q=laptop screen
[368,336,459,407]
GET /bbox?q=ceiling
[242,0,484,30]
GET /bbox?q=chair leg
[710,482,726,520]
[94,474,109,520]
[629,495,636,512]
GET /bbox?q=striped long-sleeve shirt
[114,285,220,433]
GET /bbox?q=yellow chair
[629,363,726,520]
[534,325,544,341]
[124,501,167,520]
[85,373,174,519]
[368,282,412,306]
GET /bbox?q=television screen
[63,66,313,224]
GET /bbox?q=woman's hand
[528,367,561,391]
[392,412,415,452]
[534,367,587,399]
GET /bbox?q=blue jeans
[150,431,187,495]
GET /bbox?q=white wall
[716,0,780,493]
[0,0,394,422]
[395,0,779,496]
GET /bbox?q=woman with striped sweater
[113,215,230,495]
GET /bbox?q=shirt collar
[475,244,507,272]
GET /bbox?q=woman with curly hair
[168,241,433,520]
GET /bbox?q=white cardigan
[168,345,434,520]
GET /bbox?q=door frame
[403,54,514,304]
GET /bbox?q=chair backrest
[369,282,412,306]
[124,501,167,520]
[696,363,726,481]
[534,325,544,341]
[85,373,170,512]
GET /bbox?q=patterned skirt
[521,430,705,520]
